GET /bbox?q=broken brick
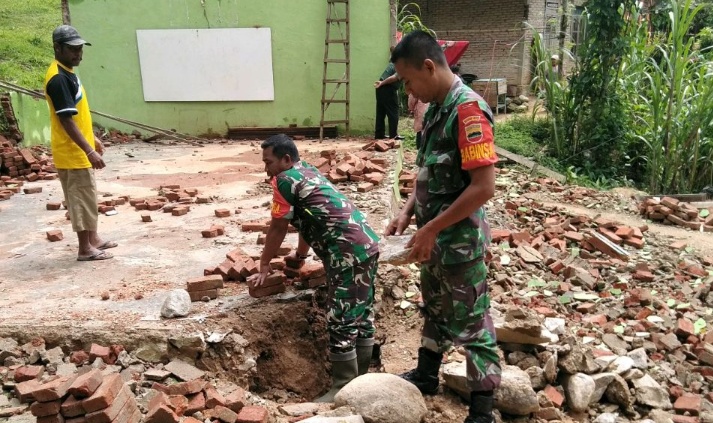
[61,395,85,418]
[225,388,247,413]
[68,369,103,399]
[84,385,133,423]
[184,392,206,415]
[13,365,44,382]
[89,344,111,363]
[81,374,123,414]
[215,209,231,218]
[34,376,76,402]
[674,394,701,415]
[676,318,696,338]
[235,405,268,423]
[30,400,61,417]
[543,385,564,408]
[46,230,63,242]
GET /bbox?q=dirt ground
[2,135,711,422]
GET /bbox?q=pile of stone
[640,196,713,232]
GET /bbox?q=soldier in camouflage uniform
[385,31,501,423]
[250,134,380,402]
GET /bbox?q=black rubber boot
[464,392,495,423]
[315,350,358,403]
[399,347,441,395]
[356,338,374,376]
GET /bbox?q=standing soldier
[385,31,501,423]
[249,134,380,402]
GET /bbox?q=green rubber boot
[356,338,374,376]
[315,350,358,403]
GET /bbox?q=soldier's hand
[248,264,272,287]
[406,224,437,263]
[384,214,411,236]
[87,151,106,170]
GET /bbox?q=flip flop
[77,251,114,261]
[97,241,118,250]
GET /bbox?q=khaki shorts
[58,168,98,232]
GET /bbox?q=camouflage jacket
[271,161,380,268]
[415,77,499,265]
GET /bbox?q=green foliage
[397,3,435,37]
[496,116,551,158]
[698,26,713,51]
[0,0,61,89]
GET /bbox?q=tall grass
[621,0,713,193]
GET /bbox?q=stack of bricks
[282,258,327,289]
[204,247,261,283]
[639,196,713,232]
[97,197,128,215]
[0,141,57,181]
[246,272,286,298]
[146,380,260,423]
[309,150,387,190]
[361,139,398,153]
[19,370,140,423]
[398,170,417,197]
[186,274,223,302]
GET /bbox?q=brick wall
[413,0,555,92]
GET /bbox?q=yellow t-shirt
[44,60,94,169]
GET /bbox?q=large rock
[493,365,539,416]
[609,356,635,375]
[161,289,191,318]
[558,345,600,375]
[562,373,595,412]
[590,373,615,404]
[335,374,427,423]
[633,374,672,409]
[526,366,547,390]
[605,374,634,409]
[602,334,629,355]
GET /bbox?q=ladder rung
[325,59,349,63]
[322,120,349,125]
[322,99,348,103]
[327,39,349,44]
[324,79,349,84]
[327,18,349,23]
[327,0,349,3]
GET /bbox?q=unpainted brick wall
[413,0,553,92]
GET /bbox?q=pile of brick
[131,185,204,217]
[398,170,416,197]
[310,150,387,192]
[205,247,261,284]
[639,196,713,232]
[0,141,56,180]
[0,338,270,423]
[14,367,141,423]
[361,139,399,153]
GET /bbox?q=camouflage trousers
[326,253,378,354]
[420,259,501,392]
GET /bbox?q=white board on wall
[136,28,274,102]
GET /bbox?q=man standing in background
[44,25,117,261]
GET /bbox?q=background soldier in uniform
[249,134,380,402]
[385,31,501,423]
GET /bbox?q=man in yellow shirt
[44,25,116,261]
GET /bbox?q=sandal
[77,251,114,261]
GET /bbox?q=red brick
[89,344,111,363]
[85,386,133,423]
[205,386,227,408]
[184,392,206,415]
[584,314,608,326]
[171,207,189,216]
[671,416,699,423]
[225,388,247,413]
[47,230,64,242]
[670,240,688,251]
[364,172,385,185]
[31,399,62,417]
[564,231,583,242]
[37,415,65,423]
[307,276,327,288]
[46,202,62,211]
[548,260,565,274]
[34,376,77,402]
[68,369,104,399]
[23,186,42,194]
[14,365,44,382]
[70,351,89,365]
[248,283,286,298]
[188,289,218,302]
[357,182,374,193]
[543,385,564,408]
[615,226,634,238]
[490,229,511,243]
[61,395,86,418]
[158,379,206,396]
[374,141,390,152]
[235,405,268,423]
[509,231,532,246]
[327,171,348,183]
[183,418,202,423]
[633,270,655,282]
[140,213,152,222]
[81,374,123,414]
[201,228,219,238]
[676,318,696,338]
[248,272,286,289]
[364,161,385,174]
[167,395,188,417]
[145,404,179,423]
[215,209,231,218]
[576,303,597,313]
[212,224,225,236]
[299,263,326,280]
[212,405,239,423]
[186,275,224,292]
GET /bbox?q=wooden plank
[495,146,566,183]
[227,126,338,140]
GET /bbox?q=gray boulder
[160,289,191,318]
[335,373,427,423]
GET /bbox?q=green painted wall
[9,92,51,147]
[68,0,390,136]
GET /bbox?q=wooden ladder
[319,0,350,141]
